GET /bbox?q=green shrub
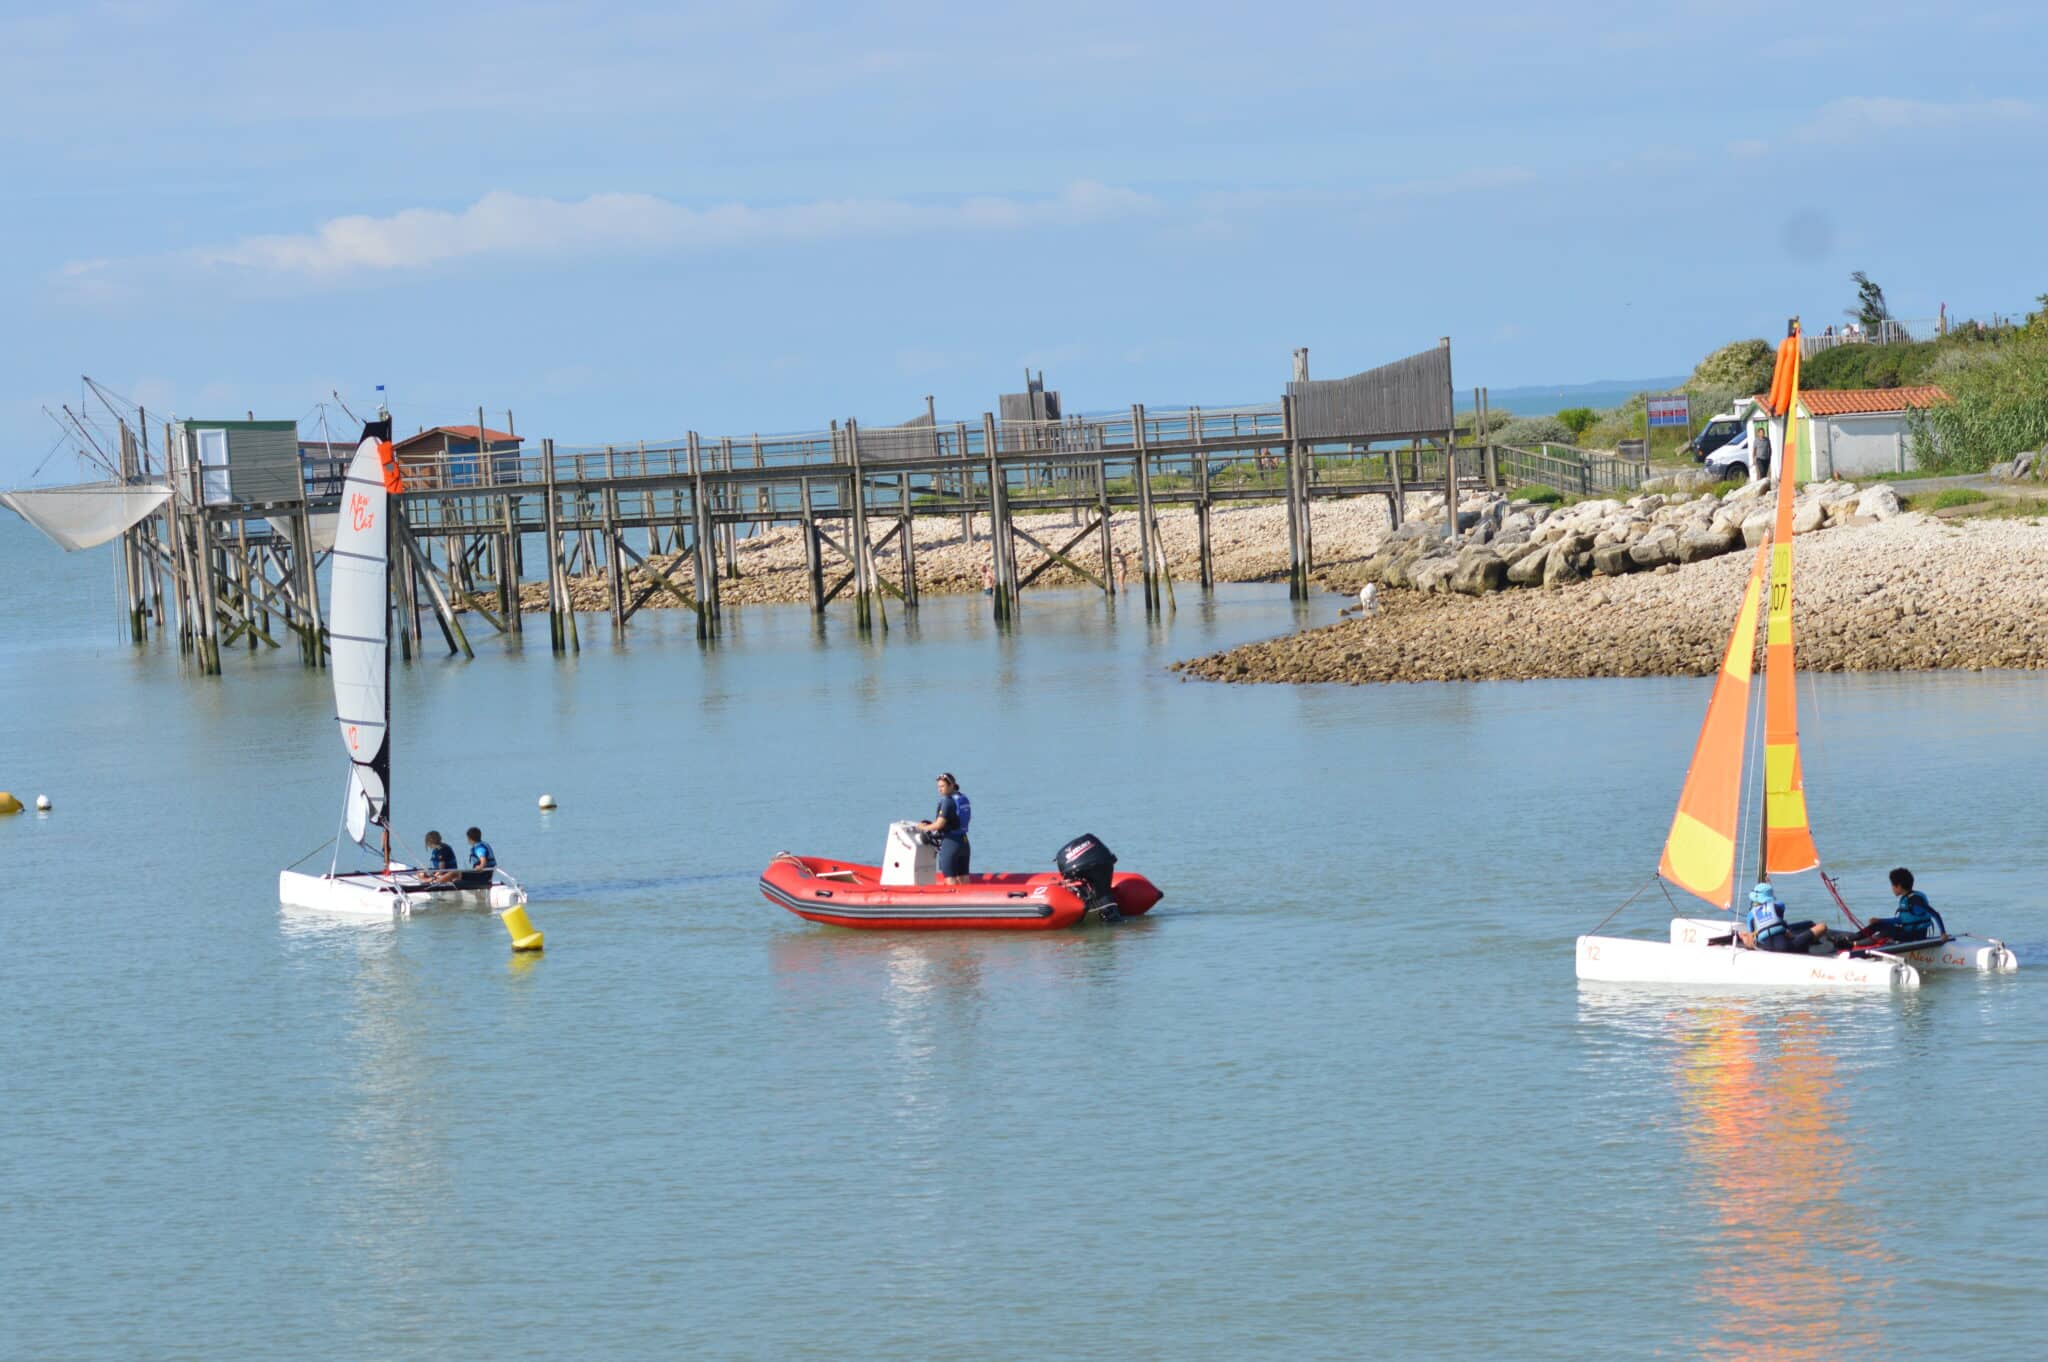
[1556,406,1598,438]
[1906,330,2048,473]
[1691,339,1775,393]
[1492,415,1576,447]
[1509,484,1562,503]
[1931,487,1986,509]
[1801,339,1944,389]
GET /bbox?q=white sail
[330,432,392,847]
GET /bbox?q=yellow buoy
[501,903,544,952]
[0,792,22,816]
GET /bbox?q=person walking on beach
[915,774,972,884]
[461,826,496,889]
[422,830,459,884]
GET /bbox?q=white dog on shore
[1341,583,1380,619]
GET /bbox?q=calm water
[3,513,2044,1361]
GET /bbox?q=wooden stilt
[1096,460,1115,602]
[800,476,824,614]
[1282,395,1306,600]
[980,413,1009,621]
[1132,405,1158,612]
[898,472,918,609]
[846,421,873,630]
[1195,440,1214,590]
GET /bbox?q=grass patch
[1962,495,2048,520]
[1508,483,1562,503]
[1932,487,1988,509]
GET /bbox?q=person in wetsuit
[461,826,496,890]
[1847,867,1945,946]
[1742,881,1829,954]
[423,830,459,885]
[915,773,972,885]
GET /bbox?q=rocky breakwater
[1326,478,1906,601]
[1176,482,2048,684]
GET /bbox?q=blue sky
[5,1,2043,481]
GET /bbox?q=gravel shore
[514,498,1397,612]
[1173,513,2048,684]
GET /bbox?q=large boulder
[1678,523,1743,563]
[1505,540,1551,587]
[1855,484,1903,520]
[1449,547,1507,595]
[1409,554,1459,594]
[1628,526,1681,570]
[1741,512,1774,547]
[1542,536,1591,587]
[1592,543,1638,576]
[1793,499,1827,534]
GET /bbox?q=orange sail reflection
[1676,1011,1891,1361]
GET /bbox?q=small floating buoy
[35,794,51,812]
[0,792,21,816]
[537,793,557,810]
[502,903,544,952]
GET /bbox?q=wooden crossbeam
[1014,519,1108,592]
[616,538,702,617]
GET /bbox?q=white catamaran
[1576,324,2018,990]
[279,416,527,919]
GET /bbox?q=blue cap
[1750,882,1776,904]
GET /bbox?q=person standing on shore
[1115,547,1131,593]
[915,774,972,884]
[982,560,995,597]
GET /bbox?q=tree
[1849,271,1891,329]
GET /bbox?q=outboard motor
[1055,833,1122,923]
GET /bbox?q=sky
[4,0,2043,481]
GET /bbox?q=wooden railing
[1494,444,1649,497]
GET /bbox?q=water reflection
[1581,990,1896,1360]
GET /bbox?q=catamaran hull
[1576,933,1919,989]
[278,868,522,918]
[1669,917,2019,973]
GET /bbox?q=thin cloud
[62,182,1158,292]
[1373,167,1536,201]
[1793,95,2038,142]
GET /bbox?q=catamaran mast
[380,396,392,869]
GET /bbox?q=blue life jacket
[428,844,457,871]
[952,792,971,837]
[1894,890,1941,936]
[1747,897,1786,942]
[469,840,496,869]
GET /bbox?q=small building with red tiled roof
[392,424,523,487]
[1744,385,1948,478]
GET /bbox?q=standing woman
[916,773,972,884]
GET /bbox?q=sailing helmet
[1749,882,1778,905]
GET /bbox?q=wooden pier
[105,341,1517,672]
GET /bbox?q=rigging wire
[1586,874,1659,936]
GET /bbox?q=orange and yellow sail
[1761,328,1818,874]
[1659,322,1820,906]
[1659,548,1768,908]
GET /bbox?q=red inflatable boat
[761,828,1161,931]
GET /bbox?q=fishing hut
[9,340,1506,674]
